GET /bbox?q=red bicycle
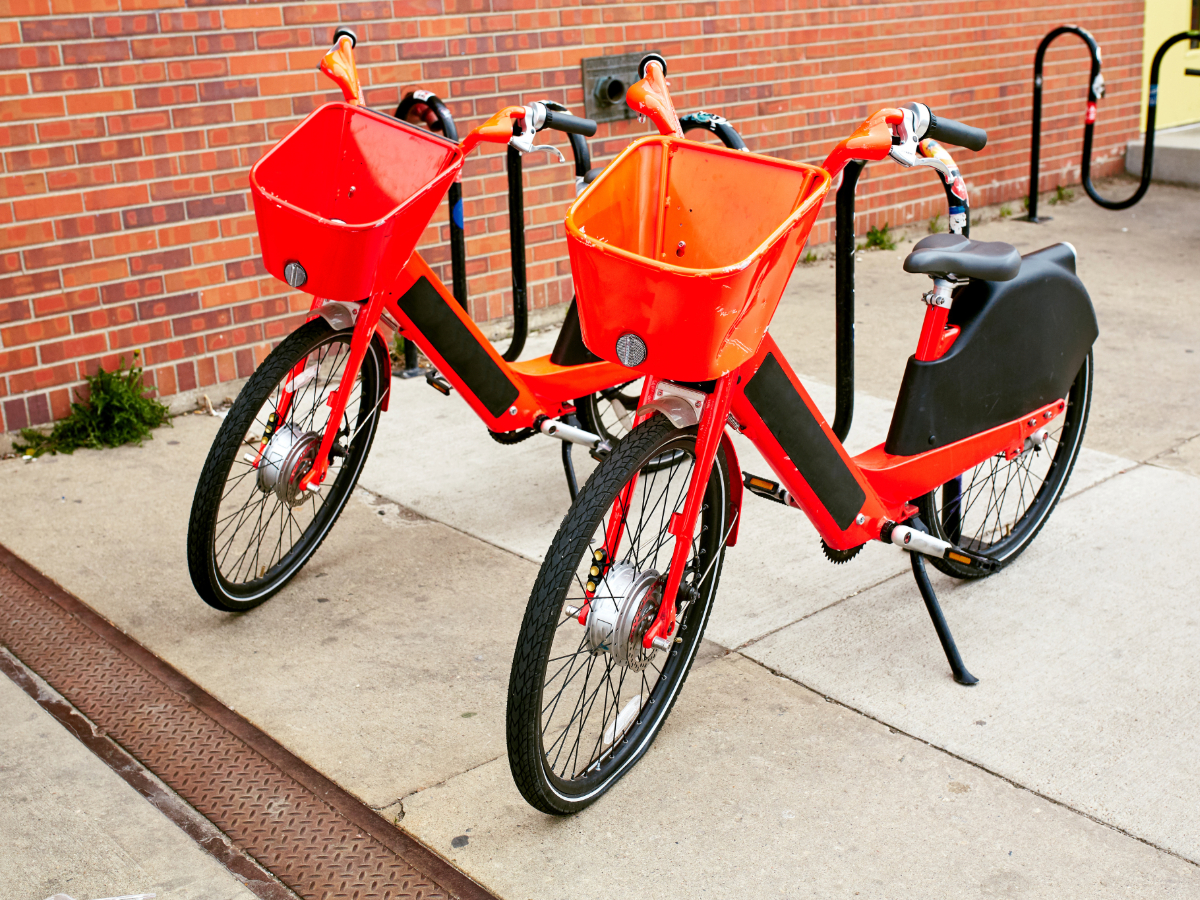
[187,35,649,611]
[506,57,1097,813]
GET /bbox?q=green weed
[1000,206,1012,218]
[800,250,819,266]
[14,354,170,456]
[1048,184,1075,206]
[857,223,896,251]
[927,214,943,234]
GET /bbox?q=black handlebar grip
[542,109,597,137]
[926,112,988,152]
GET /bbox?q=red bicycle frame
[587,64,1068,652]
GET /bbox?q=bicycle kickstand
[560,413,580,502]
[910,551,978,686]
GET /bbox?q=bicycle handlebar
[540,108,597,137]
[924,111,987,152]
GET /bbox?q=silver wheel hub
[585,564,662,672]
[256,423,320,507]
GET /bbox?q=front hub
[585,564,662,672]
[255,423,320,507]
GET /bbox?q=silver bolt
[509,406,518,415]
[1027,418,1037,427]
[1044,410,1053,420]
[855,514,867,526]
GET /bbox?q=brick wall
[0,0,1144,434]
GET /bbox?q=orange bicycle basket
[566,136,830,381]
[251,102,463,303]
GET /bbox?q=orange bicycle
[506,56,1097,813]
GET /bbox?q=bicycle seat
[903,234,1021,282]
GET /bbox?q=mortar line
[740,652,1200,871]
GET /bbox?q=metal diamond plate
[0,546,494,900]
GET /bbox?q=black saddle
[903,233,1021,282]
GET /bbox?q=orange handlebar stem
[460,106,526,156]
[625,60,683,138]
[319,35,362,106]
[821,108,904,177]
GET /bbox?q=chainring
[821,540,864,565]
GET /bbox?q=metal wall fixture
[582,51,660,123]
[1025,26,1200,222]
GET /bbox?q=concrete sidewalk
[0,663,256,900]
[1,181,1198,898]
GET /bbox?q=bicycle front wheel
[507,414,731,814]
[187,319,387,611]
[919,350,1093,578]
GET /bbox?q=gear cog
[821,540,864,565]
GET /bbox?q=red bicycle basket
[251,102,463,303]
[566,137,830,381]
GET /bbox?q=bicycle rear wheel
[507,415,731,814]
[919,351,1092,578]
[187,320,387,611]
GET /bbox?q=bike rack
[394,92,467,375]
[1025,27,1200,222]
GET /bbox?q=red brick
[0,220,55,249]
[282,3,337,24]
[0,346,38,373]
[149,176,210,201]
[197,78,258,102]
[24,240,91,270]
[0,46,60,70]
[0,173,45,200]
[158,11,221,33]
[76,137,141,163]
[137,290,196,320]
[0,95,65,121]
[122,202,184,229]
[13,192,83,221]
[100,275,162,304]
[106,110,172,134]
[5,145,75,171]
[0,298,30,325]
[101,61,166,86]
[222,6,280,28]
[20,17,92,42]
[2,398,29,432]
[83,183,148,211]
[91,230,156,258]
[114,156,177,182]
[175,359,196,391]
[62,257,128,288]
[32,286,100,316]
[165,262,222,292]
[38,332,106,364]
[46,164,114,192]
[0,269,59,299]
[134,83,197,106]
[61,41,130,65]
[108,319,170,349]
[129,246,189,274]
[72,302,137,333]
[166,57,227,80]
[131,36,195,59]
[30,67,100,92]
[196,31,254,55]
[144,129,203,155]
[205,122,264,146]
[37,116,105,142]
[91,13,158,36]
[224,256,267,281]
[66,89,135,115]
[57,211,122,239]
[171,104,232,128]
[2,315,70,348]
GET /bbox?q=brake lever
[888,102,932,168]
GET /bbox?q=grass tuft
[857,223,896,251]
[14,354,169,457]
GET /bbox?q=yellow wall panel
[1141,0,1200,129]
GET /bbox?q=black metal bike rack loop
[1026,27,1200,222]
[395,92,467,374]
[832,159,969,443]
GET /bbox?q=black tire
[507,414,731,814]
[576,381,685,472]
[187,320,387,611]
[919,351,1092,578]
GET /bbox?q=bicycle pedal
[743,473,793,506]
[883,522,999,573]
[425,371,452,395]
